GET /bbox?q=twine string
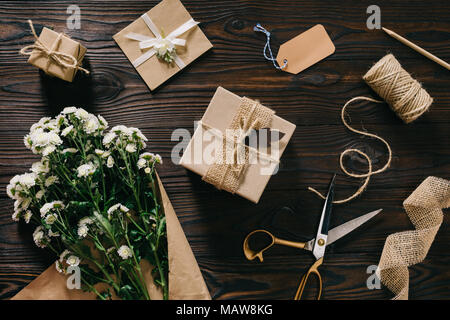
[308,96,392,204]
[19,20,89,74]
[254,23,287,70]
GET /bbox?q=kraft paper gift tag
[276,24,335,74]
[12,174,211,300]
[180,87,296,204]
[27,27,87,82]
[113,0,213,91]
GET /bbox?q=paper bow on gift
[126,13,199,68]
[20,20,89,75]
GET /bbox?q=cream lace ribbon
[19,20,89,75]
[377,176,450,299]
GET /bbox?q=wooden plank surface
[0,0,449,299]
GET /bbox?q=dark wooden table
[1,0,449,300]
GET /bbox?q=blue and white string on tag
[253,23,287,70]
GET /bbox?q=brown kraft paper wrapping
[113,0,213,91]
[12,174,211,300]
[27,27,87,82]
[180,87,296,203]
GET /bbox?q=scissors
[243,174,382,299]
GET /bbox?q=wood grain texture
[0,0,449,300]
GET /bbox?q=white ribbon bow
[126,13,199,69]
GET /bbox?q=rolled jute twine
[19,20,89,75]
[376,176,450,300]
[363,54,432,124]
[201,97,278,194]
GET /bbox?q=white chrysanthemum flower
[78,216,94,226]
[144,167,151,174]
[44,175,58,187]
[24,210,32,224]
[107,203,129,219]
[77,225,89,238]
[140,152,155,160]
[45,213,58,225]
[42,144,57,156]
[106,156,114,168]
[40,201,64,217]
[33,226,47,248]
[66,255,80,267]
[84,115,99,134]
[59,249,71,262]
[154,154,162,164]
[62,148,77,154]
[61,125,74,137]
[12,210,20,222]
[95,149,104,156]
[98,115,108,129]
[117,245,133,260]
[126,144,137,153]
[55,261,65,274]
[48,229,60,237]
[77,162,96,178]
[31,160,50,174]
[6,183,15,199]
[62,107,77,114]
[24,134,32,149]
[18,172,37,188]
[137,158,146,169]
[75,108,89,121]
[103,131,116,147]
[35,189,45,200]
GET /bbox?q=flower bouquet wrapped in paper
[7,107,210,300]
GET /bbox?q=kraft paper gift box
[12,175,211,300]
[180,87,296,204]
[113,0,213,90]
[25,26,87,82]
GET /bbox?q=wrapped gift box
[180,87,296,203]
[113,0,213,90]
[26,27,87,82]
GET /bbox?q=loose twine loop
[308,97,392,204]
[19,20,89,75]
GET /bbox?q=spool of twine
[363,54,432,124]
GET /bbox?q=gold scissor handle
[243,229,307,262]
[294,257,324,300]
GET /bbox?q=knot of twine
[308,96,392,204]
[19,20,89,75]
[363,54,432,124]
[377,176,450,300]
[202,97,275,194]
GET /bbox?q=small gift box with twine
[180,87,296,204]
[20,20,89,82]
[113,0,213,91]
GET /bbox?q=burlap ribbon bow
[201,97,278,194]
[19,20,89,75]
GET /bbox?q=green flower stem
[150,242,168,300]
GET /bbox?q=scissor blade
[328,209,382,245]
[304,209,382,251]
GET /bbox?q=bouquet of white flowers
[6,107,168,300]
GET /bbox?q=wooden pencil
[382,27,450,71]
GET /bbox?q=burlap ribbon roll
[201,97,275,194]
[376,176,450,300]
